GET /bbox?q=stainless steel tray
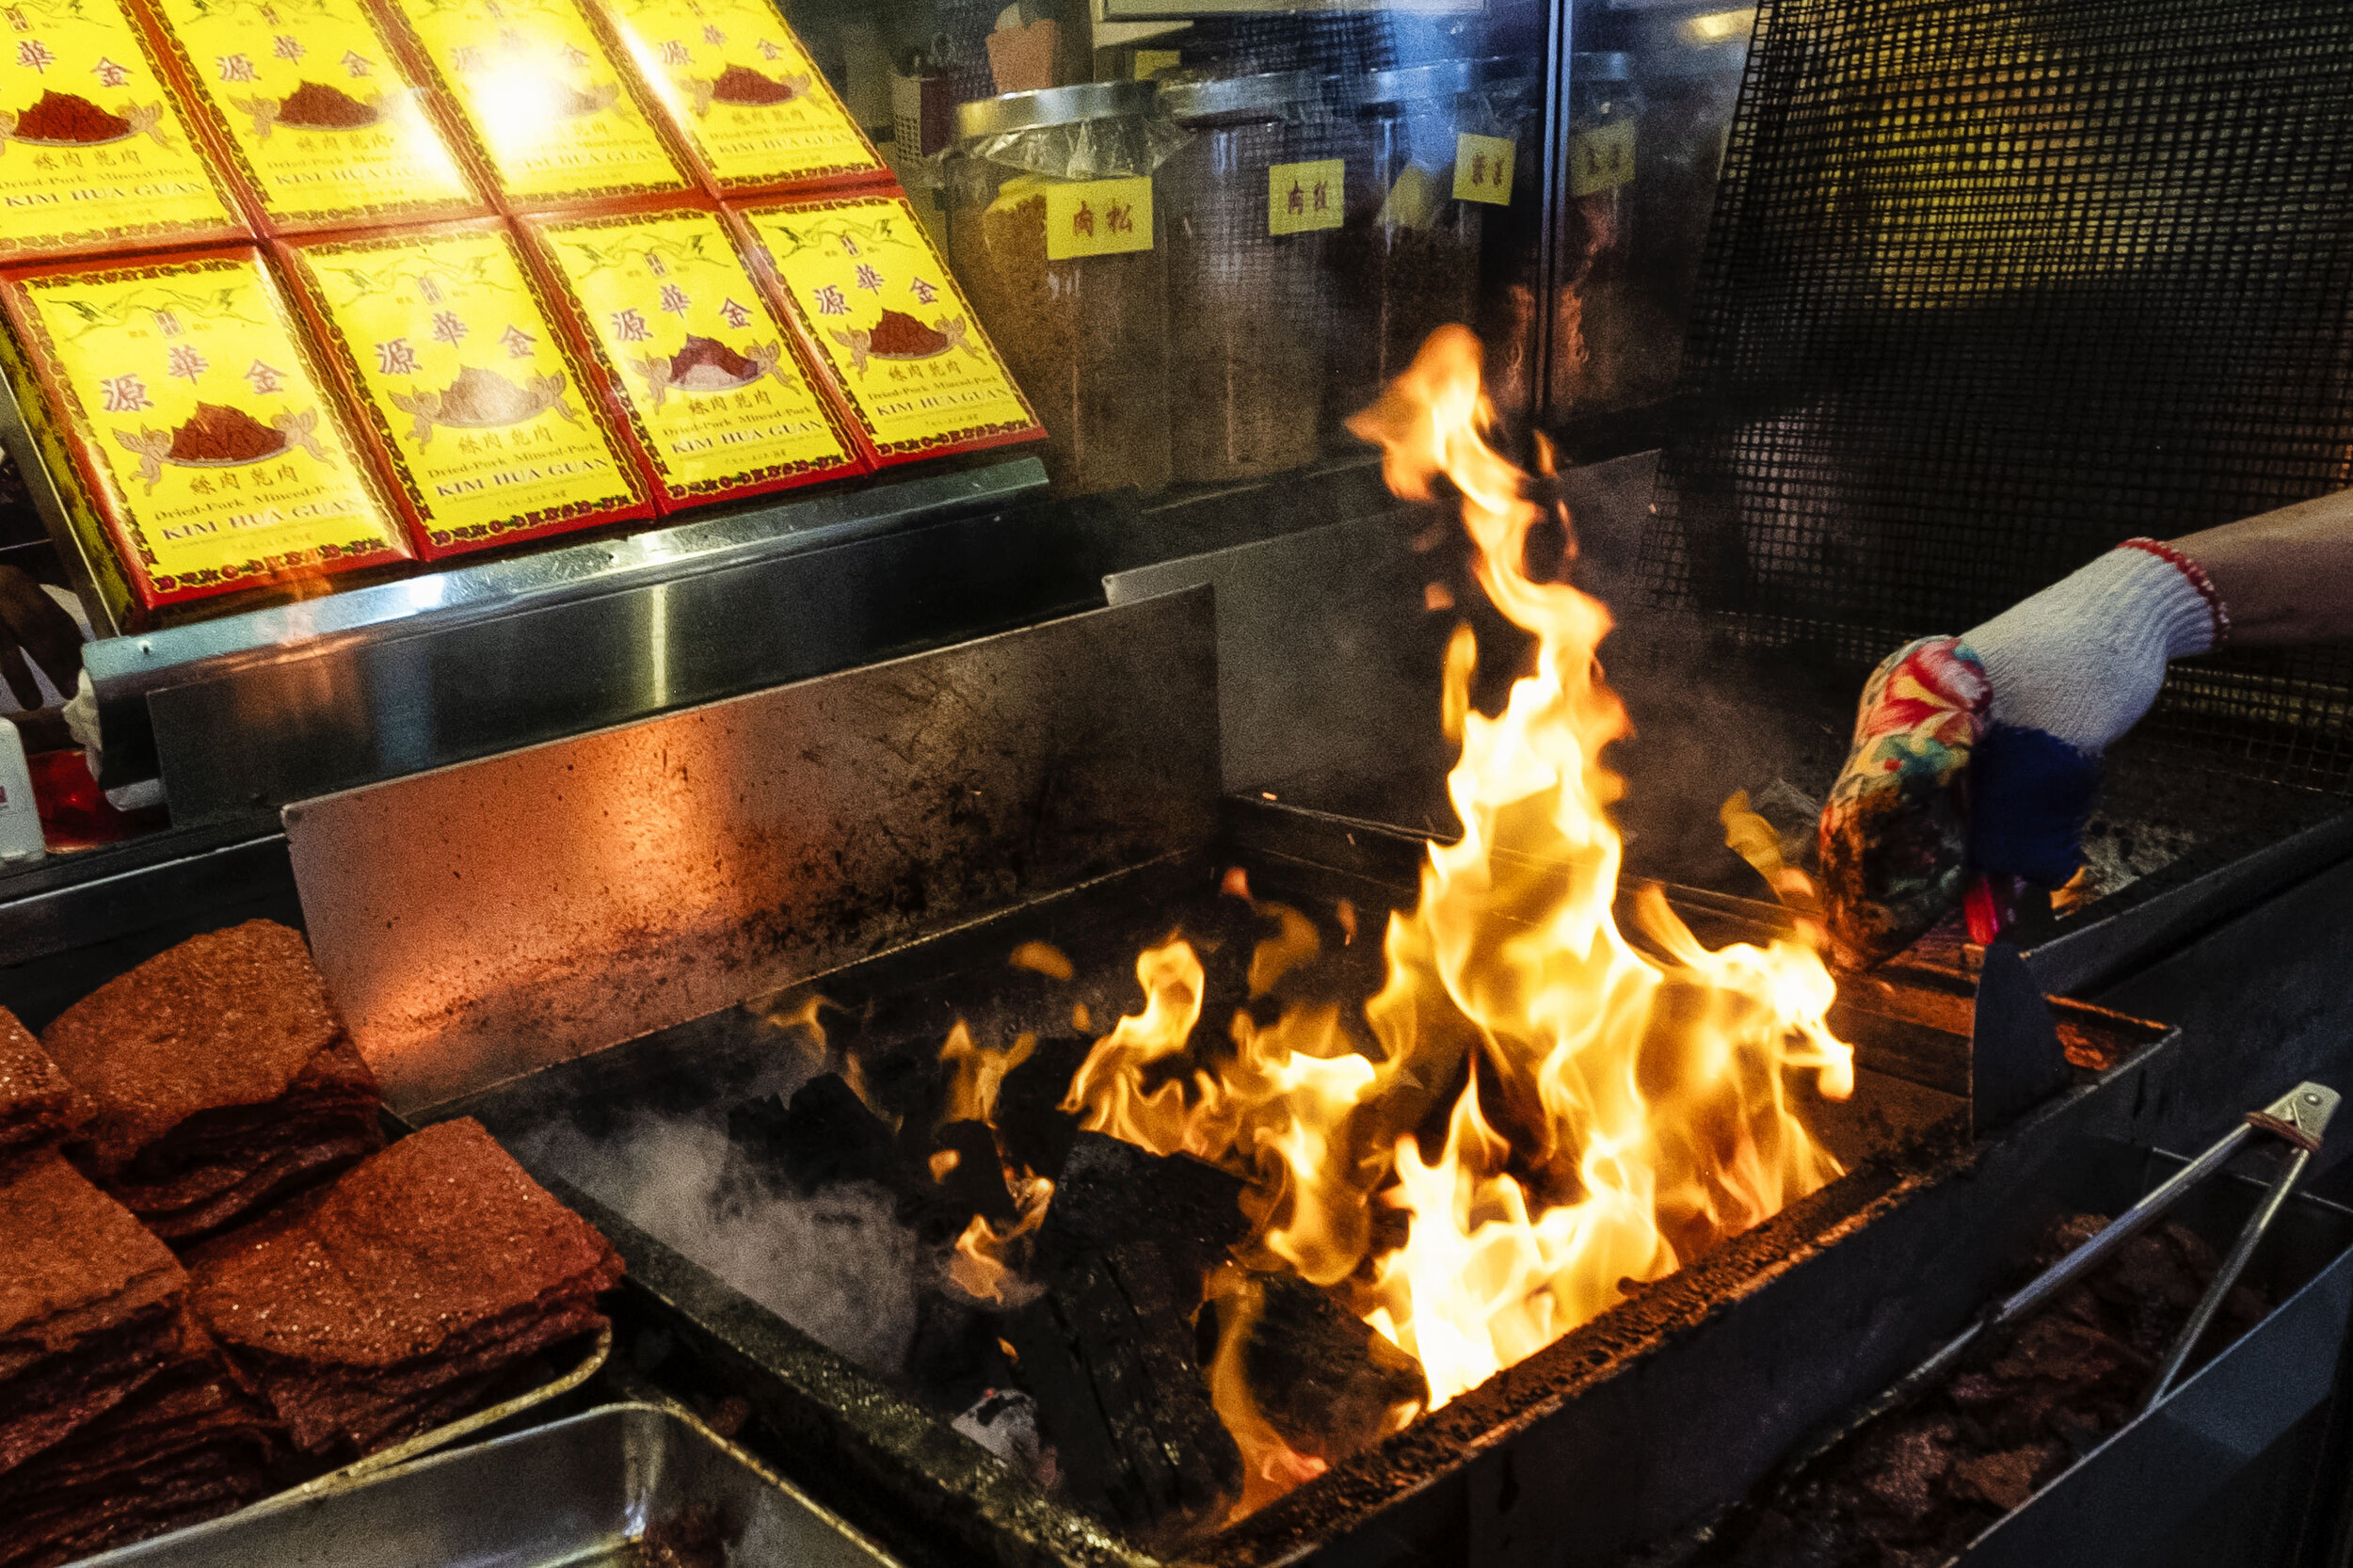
[78,1401,900,1568]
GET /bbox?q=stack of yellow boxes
[0,0,1039,622]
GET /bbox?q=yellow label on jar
[1267,158,1342,235]
[0,0,242,256]
[287,226,644,544]
[536,208,855,496]
[1567,120,1634,197]
[594,0,877,190]
[9,252,402,598]
[1452,132,1515,204]
[385,0,689,202]
[1041,176,1152,261]
[739,195,1037,456]
[150,0,480,229]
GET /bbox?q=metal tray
[1635,1136,2353,1568]
[78,1401,899,1568]
[266,1322,611,1505]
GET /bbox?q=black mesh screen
[1645,0,2353,792]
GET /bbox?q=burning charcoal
[750,1075,901,1193]
[904,1289,1002,1399]
[1004,1243,1241,1540]
[1205,1272,1428,1464]
[992,1034,1091,1179]
[724,1076,1006,1247]
[930,1120,1017,1224]
[1039,1130,1248,1288]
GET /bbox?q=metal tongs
[1887,1080,2340,1420]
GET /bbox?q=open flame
[1059,328,1855,1494]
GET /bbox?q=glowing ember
[1055,326,1854,1497]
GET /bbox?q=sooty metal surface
[285,588,1221,1110]
[415,803,2171,1568]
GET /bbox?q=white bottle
[0,722,46,866]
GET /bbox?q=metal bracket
[1970,941,2073,1138]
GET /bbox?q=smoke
[516,1112,935,1377]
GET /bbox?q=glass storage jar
[1548,53,1644,417]
[1156,70,1330,485]
[948,80,1179,497]
[1323,58,1484,433]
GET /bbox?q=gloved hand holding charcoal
[1818,490,2353,968]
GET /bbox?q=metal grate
[1645,0,2353,792]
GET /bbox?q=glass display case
[0,0,1757,875]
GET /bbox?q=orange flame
[950,1176,1054,1304]
[1064,327,1853,1492]
[940,1019,1036,1128]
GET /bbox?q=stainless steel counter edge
[85,458,1048,705]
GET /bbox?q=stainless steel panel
[1108,513,1426,798]
[283,586,1221,1110]
[1100,449,1657,814]
[92,458,1046,808]
[80,1403,899,1568]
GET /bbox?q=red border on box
[0,245,413,613]
[511,192,868,514]
[0,0,252,263]
[573,0,887,200]
[125,0,494,237]
[357,0,696,215]
[274,216,657,560]
[723,187,1044,471]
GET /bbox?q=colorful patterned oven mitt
[1819,540,2230,968]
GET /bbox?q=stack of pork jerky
[0,1019,278,1568]
[40,920,384,1246]
[0,920,622,1565]
[187,1117,623,1460]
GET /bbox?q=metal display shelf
[77,459,1048,819]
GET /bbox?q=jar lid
[1157,70,1319,122]
[1334,56,1481,107]
[1572,52,1633,82]
[955,79,1157,140]
[1470,56,1539,97]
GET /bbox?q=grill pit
[410,807,2169,1568]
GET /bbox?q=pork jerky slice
[0,1152,187,1472]
[0,1008,82,1153]
[42,921,383,1241]
[190,1118,621,1455]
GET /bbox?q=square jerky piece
[0,1007,81,1154]
[0,1151,188,1476]
[0,1311,281,1568]
[189,1116,622,1459]
[40,920,383,1245]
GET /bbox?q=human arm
[2172,488,2353,646]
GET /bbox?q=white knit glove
[1966,542,2222,757]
